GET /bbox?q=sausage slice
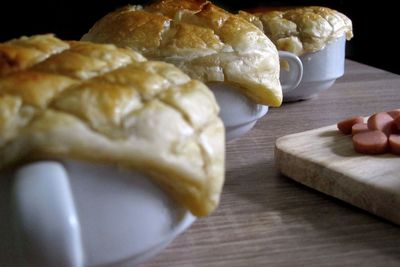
[337,116,364,135]
[387,109,400,120]
[389,134,400,155]
[367,112,396,136]
[352,130,388,155]
[351,123,369,135]
[394,116,400,132]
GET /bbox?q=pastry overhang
[0,34,225,217]
[82,0,282,107]
[253,6,353,55]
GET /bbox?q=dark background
[1,1,398,74]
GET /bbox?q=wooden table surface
[143,60,400,267]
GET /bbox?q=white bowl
[1,161,195,267]
[281,36,346,102]
[207,82,269,141]
[207,51,303,140]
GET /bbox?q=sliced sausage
[387,109,400,119]
[389,134,400,155]
[337,116,364,135]
[351,123,369,135]
[352,130,388,155]
[367,112,396,136]
[394,116,400,132]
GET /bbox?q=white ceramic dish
[208,51,303,140]
[208,82,268,141]
[1,160,195,267]
[281,36,346,102]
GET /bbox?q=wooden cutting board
[275,124,400,225]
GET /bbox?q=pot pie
[82,0,283,107]
[0,34,225,217]
[252,6,353,56]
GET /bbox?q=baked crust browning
[254,6,353,55]
[82,0,282,107]
[0,34,225,217]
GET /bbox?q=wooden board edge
[274,143,400,226]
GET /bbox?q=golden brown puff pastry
[0,34,225,217]
[82,0,282,107]
[253,6,353,55]
[237,11,264,31]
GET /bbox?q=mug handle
[13,161,84,267]
[278,51,303,93]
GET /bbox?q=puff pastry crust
[254,6,353,55]
[82,0,282,107]
[0,34,225,217]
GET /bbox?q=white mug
[1,161,195,267]
[281,35,346,102]
[208,52,303,140]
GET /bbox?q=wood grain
[141,61,400,267]
[276,124,400,225]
